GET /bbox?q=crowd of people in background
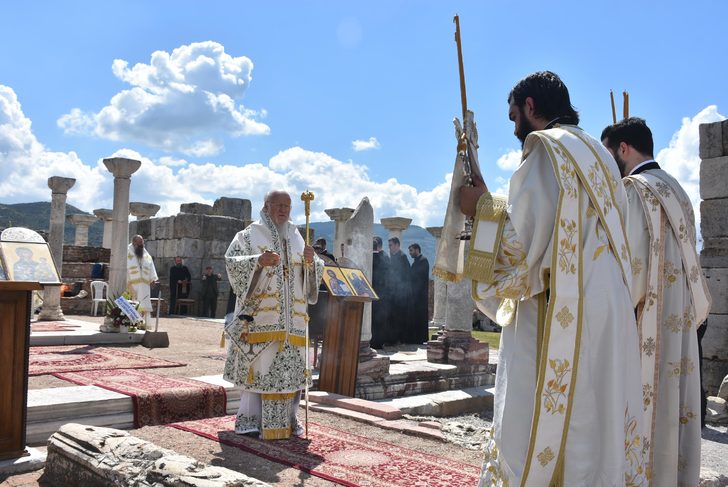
[370,236,430,348]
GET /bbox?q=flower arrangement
[105,294,142,332]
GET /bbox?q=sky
[0,1,725,239]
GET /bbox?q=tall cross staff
[300,190,314,438]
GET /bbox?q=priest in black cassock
[370,236,391,348]
[387,237,411,344]
[408,243,430,344]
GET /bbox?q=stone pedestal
[380,216,412,242]
[93,209,113,249]
[427,245,485,367]
[39,176,76,322]
[324,207,355,259]
[427,226,447,327]
[104,157,141,302]
[700,119,728,394]
[129,202,161,220]
[67,214,97,246]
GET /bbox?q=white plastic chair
[90,281,109,316]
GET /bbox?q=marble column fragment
[324,208,355,259]
[93,209,113,249]
[67,214,97,246]
[38,176,76,321]
[104,157,141,301]
[380,216,412,242]
[129,202,161,220]
[426,226,447,327]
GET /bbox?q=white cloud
[0,85,107,211]
[656,105,726,244]
[158,156,188,167]
[496,149,522,171]
[352,137,380,152]
[57,41,270,157]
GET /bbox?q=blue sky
[0,1,725,233]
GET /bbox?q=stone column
[426,226,447,327]
[699,119,728,395]
[129,202,161,220]
[104,157,142,302]
[324,208,355,259]
[380,216,412,243]
[93,209,113,249]
[67,214,97,246]
[38,176,76,321]
[427,244,489,368]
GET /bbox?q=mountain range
[0,202,438,274]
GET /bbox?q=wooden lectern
[0,282,41,460]
[316,266,377,397]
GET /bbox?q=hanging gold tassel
[219,331,226,348]
[278,340,285,352]
[247,366,254,384]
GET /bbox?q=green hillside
[0,202,103,246]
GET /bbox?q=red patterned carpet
[55,369,227,428]
[29,345,184,376]
[31,322,81,332]
[171,415,481,487]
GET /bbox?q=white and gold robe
[126,244,158,317]
[472,126,646,486]
[224,210,323,439]
[624,168,711,487]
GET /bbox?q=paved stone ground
[8,315,728,485]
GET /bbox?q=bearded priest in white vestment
[126,235,158,329]
[602,118,711,487]
[224,190,324,440]
[459,72,646,486]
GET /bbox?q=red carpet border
[54,369,227,428]
[31,322,81,332]
[29,345,185,376]
[170,415,481,487]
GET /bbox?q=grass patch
[472,330,501,349]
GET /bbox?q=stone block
[207,239,231,257]
[699,120,728,159]
[701,199,728,238]
[718,375,728,401]
[62,246,110,263]
[62,263,95,279]
[703,357,728,396]
[202,215,244,241]
[703,314,728,360]
[706,396,728,425]
[177,238,206,259]
[143,239,159,256]
[213,197,251,221]
[179,202,214,215]
[134,218,152,239]
[703,269,728,314]
[701,238,728,267]
[44,423,269,486]
[700,156,728,200]
[152,216,176,240]
[173,213,205,239]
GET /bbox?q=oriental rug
[29,345,184,376]
[54,369,227,428]
[31,322,81,332]
[170,415,481,487]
